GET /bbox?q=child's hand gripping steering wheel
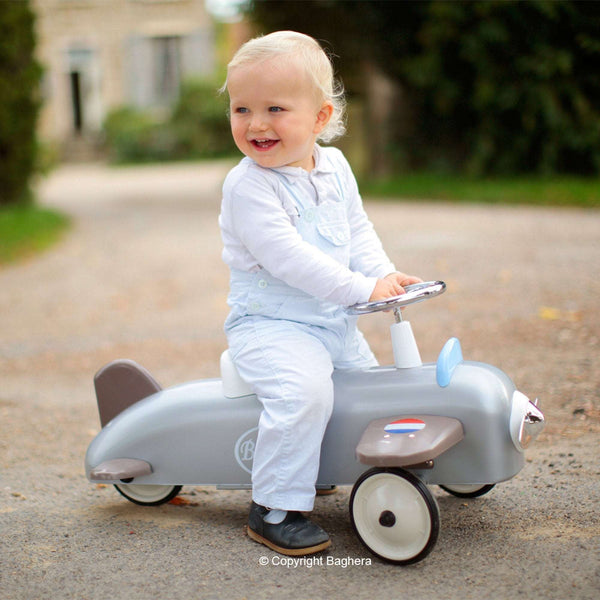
[347,281,446,320]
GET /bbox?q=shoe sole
[247,526,331,556]
[315,486,337,496]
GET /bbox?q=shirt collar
[269,145,337,183]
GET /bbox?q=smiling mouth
[251,139,279,150]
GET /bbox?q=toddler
[219,30,421,556]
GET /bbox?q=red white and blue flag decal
[384,418,426,434]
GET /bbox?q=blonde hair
[221,31,346,143]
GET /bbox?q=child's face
[227,57,333,171]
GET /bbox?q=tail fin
[94,359,161,427]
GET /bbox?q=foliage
[0,0,43,206]
[170,78,235,158]
[104,107,170,163]
[0,205,69,264]
[393,1,600,176]
[103,79,235,163]
[248,0,600,176]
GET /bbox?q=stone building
[32,0,216,157]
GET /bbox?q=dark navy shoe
[316,485,338,496]
[247,502,331,556]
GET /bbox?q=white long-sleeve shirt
[219,145,396,307]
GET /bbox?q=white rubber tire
[439,483,495,498]
[350,468,439,565]
[114,483,182,506]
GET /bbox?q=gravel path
[1,161,598,599]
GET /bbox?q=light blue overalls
[225,169,377,512]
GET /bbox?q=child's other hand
[369,272,423,302]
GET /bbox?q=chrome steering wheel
[347,281,446,319]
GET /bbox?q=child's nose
[249,115,268,131]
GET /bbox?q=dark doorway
[70,71,83,133]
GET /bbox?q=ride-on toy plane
[85,281,544,564]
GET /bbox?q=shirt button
[303,209,315,222]
[249,302,261,311]
[258,279,268,289]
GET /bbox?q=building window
[126,30,213,111]
[152,36,181,107]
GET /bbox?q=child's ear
[314,101,334,134]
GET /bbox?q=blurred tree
[0,0,43,206]
[248,0,600,176]
[170,78,236,158]
[103,78,235,163]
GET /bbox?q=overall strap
[269,170,309,213]
[269,168,346,215]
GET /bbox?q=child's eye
[234,107,249,114]
[269,106,284,113]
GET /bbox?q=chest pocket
[315,201,350,247]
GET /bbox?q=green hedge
[0,0,43,206]
[396,1,600,176]
[104,79,235,163]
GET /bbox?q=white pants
[227,316,377,512]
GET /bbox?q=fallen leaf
[168,496,199,507]
[538,306,582,322]
[539,306,561,320]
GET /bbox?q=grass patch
[0,205,70,265]
[361,173,600,208]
